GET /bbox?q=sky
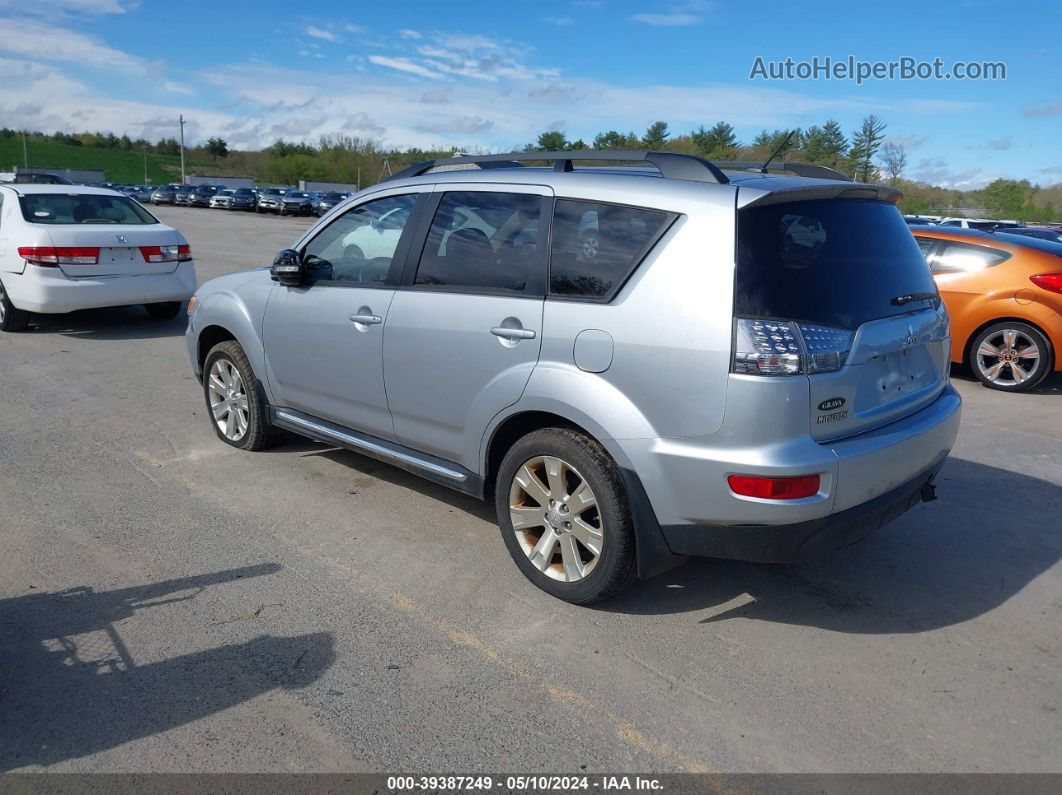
[0,0,1059,189]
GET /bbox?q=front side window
[928,241,1011,274]
[19,193,159,225]
[301,194,417,284]
[414,191,545,293]
[549,199,672,300]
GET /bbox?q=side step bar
[270,407,483,498]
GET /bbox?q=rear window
[735,200,938,330]
[19,193,159,225]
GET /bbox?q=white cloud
[631,13,701,26]
[1023,100,1062,118]
[342,23,365,33]
[987,137,1013,151]
[399,29,423,39]
[367,55,444,80]
[545,16,575,26]
[163,81,194,95]
[417,115,494,134]
[0,18,144,71]
[305,25,336,42]
[0,0,130,15]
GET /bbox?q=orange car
[911,226,1062,391]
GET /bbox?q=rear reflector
[1030,273,1062,295]
[18,246,99,266]
[728,474,821,500]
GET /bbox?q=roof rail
[386,150,730,185]
[714,161,852,181]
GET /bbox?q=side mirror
[270,249,304,286]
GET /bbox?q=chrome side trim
[272,408,468,483]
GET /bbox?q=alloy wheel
[207,358,249,441]
[509,455,603,582]
[0,283,6,324]
[974,328,1041,387]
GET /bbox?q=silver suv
[185,151,961,603]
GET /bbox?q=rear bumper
[661,458,945,562]
[622,383,961,564]
[3,262,197,313]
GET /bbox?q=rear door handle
[490,327,536,340]
[349,313,382,325]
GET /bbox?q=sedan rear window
[20,193,159,225]
[735,200,938,329]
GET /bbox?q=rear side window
[549,200,672,300]
[928,241,1011,273]
[414,191,545,293]
[19,193,158,225]
[736,200,938,330]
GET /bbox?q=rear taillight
[728,474,821,500]
[733,318,852,376]
[1030,273,1062,295]
[18,246,99,266]
[139,244,191,263]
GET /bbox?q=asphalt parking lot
[1,204,1060,775]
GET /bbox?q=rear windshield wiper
[891,292,938,307]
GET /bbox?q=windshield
[20,193,160,225]
[735,199,938,329]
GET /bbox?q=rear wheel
[0,278,30,332]
[495,428,637,604]
[969,321,1052,392]
[145,301,182,320]
[202,340,280,450]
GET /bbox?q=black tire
[144,301,182,320]
[968,321,1053,392]
[0,277,31,332]
[202,340,281,451]
[495,428,637,604]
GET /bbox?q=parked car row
[141,184,353,216]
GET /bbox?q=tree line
[4,120,1058,221]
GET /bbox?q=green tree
[981,179,1037,219]
[849,114,887,182]
[206,137,229,162]
[533,130,570,151]
[592,130,640,149]
[641,121,670,149]
[690,122,739,160]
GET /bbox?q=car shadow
[602,458,1062,631]
[0,563,334,772]
[950,363,1062,396]
[303,444,497,523]
[26,305,187,341]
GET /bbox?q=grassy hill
[0,138,202,184]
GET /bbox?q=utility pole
[143,144,148,183]
[22,130,28,170]
[178,114,186,185]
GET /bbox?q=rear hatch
[18,190,183,277]
[735,196,949,440]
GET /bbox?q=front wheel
[145,301,182,320]
[202,340,281,450]
[495,428,637,604]
[0,278,30,332]
[969,321,1052,392]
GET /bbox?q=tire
[202,340,282,451]
[144,301,182,320]
[495,428,637,604]
[0,277,30,332]
[969,321,1053,392]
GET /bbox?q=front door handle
[349,313,382,325]
[490,326,536,340]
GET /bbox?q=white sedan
[0,184,196,331]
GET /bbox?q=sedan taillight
[139,244,192,263]
[18,246,99,266]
